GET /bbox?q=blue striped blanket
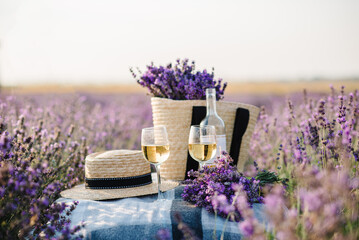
[58,186,265,240]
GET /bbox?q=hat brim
[60,180,179,201]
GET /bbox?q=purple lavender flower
[131,59,227,100]
[238,218,255,237]
[155,229,171,240]
[182,153,265,220]
[248,85,359,239]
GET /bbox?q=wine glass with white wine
[141,126,170,200]
[188,125,217,169]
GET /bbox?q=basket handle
[185,106,206,179]
[185,106,250,179]
[229,108,250,166]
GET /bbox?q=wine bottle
[200,88,226,163]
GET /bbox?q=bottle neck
[206,92,217,115]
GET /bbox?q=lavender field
[0,85,358,239]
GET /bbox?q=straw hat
[61,150,178,200]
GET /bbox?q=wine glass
[188,125,217,169]
[141,126,170,200]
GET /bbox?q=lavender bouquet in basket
[130,58,227,100]
[131,58,259,181]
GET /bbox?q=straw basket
[151,97,260,181]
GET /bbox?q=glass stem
[199,162,204,170]
[155,164,164,200]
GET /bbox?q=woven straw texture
[61,149,178,200]
[151,97,260,180]
[85,150,150,178]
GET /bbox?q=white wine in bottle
[200,88,226,163]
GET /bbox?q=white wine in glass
[141,145,170,164]
[188,125,217,169]
[188,143,216,162]
[141,126,170,200]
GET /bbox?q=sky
[0,0,359,86]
